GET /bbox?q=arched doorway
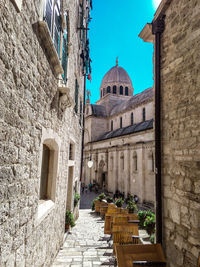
[98,160,108,189]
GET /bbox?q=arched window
[101,90,102,98]
[133,152,137,171]
[110,156,113,171]
[131,112,134,125]
[107,86,111,93]
[111,120,113,131]
[143,107,146,121]
[120,117,122,128]
[125,87,129,96]
[120,153,124,170]
[120,86,123,95]
[103,88,105,96]
[113,85,117,94]
[148,152,154,172]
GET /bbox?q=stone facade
[83,64,155,204]
[140,0,200,266]
[0,0,90,266]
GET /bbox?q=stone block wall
[160,0,200,266]
[0,0,85,266]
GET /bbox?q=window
[101,90,102,98]
[111,120,113,131]
[40,141,58,201]
[143,107,146,122]
[74,79,79,113]
[113,85,117,94]
[125,87,129,96]
[120,117,122,128]
[133,152,137,171]
[44,0,61,55]
[120,86,123,95]
[107,86,111,93]
[69,143,74,160]
[131,113,134,125]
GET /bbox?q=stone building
[83,62,155,204]
[0,0,91,266]
[140,0,200,266]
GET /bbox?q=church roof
[91,104,107,117]
[110,87,153,116]
[94,119,153,142]
[101,65,133,88]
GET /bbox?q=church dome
[101,65,133,88]
[99,61,134,99]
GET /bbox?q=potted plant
[65,210,75,230]
[115,197,124,207]
[91,197,99,210]
[106,196,114,203]
[126,199,137,213]
[98,192,106,201]
[144,213,155,235]
[138,210,154,228]
[74,192,80,207]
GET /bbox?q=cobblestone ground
[51,209,115,267]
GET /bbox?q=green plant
[74,193,80,207]
[91,197,99,210]
[65,210,75,227]
[98,193,106,201]
[138,210,154,228]
[106,196,114,203]
[144,213,155,235]
[126,199,137,213]
[150,233,155,244]
[115,198,124,207]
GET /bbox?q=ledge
[34,21,64,76]
[35,200,55,227]
[138,23,153,43]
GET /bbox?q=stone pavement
[51,209,115,267]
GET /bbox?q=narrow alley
[51,209,115,267]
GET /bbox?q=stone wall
[0,0,85,266]
[159,0,200,266]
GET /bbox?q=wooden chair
[104,211,138,235]
[94,200,101,213]
[112,223,139,254]
[100,202,108,217]
[115,243,166,267]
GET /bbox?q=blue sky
[86,0,160,104]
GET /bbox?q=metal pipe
[152,14,165,244]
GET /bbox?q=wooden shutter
[62,14,68,83]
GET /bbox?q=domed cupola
[100,58,134,99]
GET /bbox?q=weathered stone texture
[0,0,84,266]
[160,0,200,266]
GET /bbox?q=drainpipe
[152,14,165,244]
[80,73,86,182]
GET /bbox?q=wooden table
[116,244,166,267]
